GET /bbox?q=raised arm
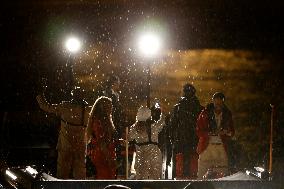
[128,124,137,142]
[36,94,61,116]
[152,115,165,134]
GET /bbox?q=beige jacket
[36,95,92,151]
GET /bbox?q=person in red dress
[86,96,117,179]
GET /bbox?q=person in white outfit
[36,86,91,179]
[128,106,164,179]
[196,92,234,179]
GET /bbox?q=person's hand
[218,129,226,135]
[209,131,217,136]
[219,129,231,136]
[225,131,232,137]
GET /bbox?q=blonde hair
[86,96,115,143]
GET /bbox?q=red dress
[87,119,117,179]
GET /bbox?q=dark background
[1,0,284,177]
[1,0,284,110]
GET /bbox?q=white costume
[197,135,228,179]
[36,95,91,179]
[197,112,228,179]
[128,107,163,179]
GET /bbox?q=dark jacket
[170,95,202,152]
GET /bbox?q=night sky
[1,0,284,110]
[1,0,284,175]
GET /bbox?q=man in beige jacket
[36,87,91,179]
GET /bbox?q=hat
[136,106,151,121]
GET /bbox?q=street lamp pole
[137,32,161,108]
[147,62,151,108]
[269,104,275,174]
[65,36,81,97]
[67,54,75,96]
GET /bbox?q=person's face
[213,97,224,111]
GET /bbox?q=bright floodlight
[65,37,81,53]
[138,33,161,57]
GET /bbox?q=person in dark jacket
[169,83,203,179]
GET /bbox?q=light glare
[254,166,265,172]
[26,166,38,176]
[65,37,81,53]
[5,170,17,180]
[138,33,161,57]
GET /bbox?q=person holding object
[196,92,235,179]
[36,86,91,179]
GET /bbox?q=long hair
[86,96,115,143]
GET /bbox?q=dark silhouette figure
[169,83,203,179]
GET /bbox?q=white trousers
[135,144,162,179]
[197,143,228,179]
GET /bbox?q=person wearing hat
[196,92,235,179]
[36,86,92,179]
[169,83,203,179]
[128,106,163,179]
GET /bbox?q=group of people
[36,75,124,179]
[165,84,235,180]
[36,75,235,180]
